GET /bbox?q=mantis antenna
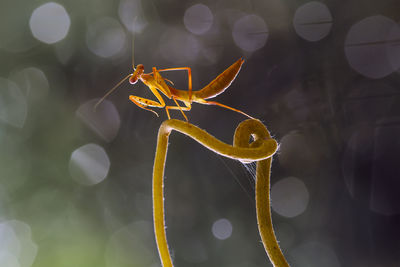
[131,16,137,68]
[94,73,132,110]
[132,26,135,68]
[94,17,137,110]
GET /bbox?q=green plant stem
[152,119,289,267]
[256,158,289,266]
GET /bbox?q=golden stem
[152,119,289,267]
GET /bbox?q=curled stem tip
[152,119,289,267]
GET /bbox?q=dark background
[1,0,400,266]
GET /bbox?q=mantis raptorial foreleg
[129,95,161,117]
[129,86,166,116]
[129,92,190,121]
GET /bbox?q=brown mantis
[95,31,253,121]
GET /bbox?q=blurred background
[1,0,400,266]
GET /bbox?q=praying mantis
[95,32,253,121]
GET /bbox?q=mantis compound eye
[129,75,139,84]
[129,64,144,84]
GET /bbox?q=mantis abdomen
[193,58,244,101]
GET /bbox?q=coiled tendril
[152,119,289,267]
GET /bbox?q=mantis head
[129,64,144,84]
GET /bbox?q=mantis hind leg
[165,98,191,121]
[202,100,254,119]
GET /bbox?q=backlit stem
[152,119,289,266]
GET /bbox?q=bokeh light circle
[211,218,232,240]
[278,130,327,174]
[9,67,49,103]
[106,221,155,266]
[184,4,213,35]
[29,2,71,44]
[0,252,20,267]
[118,0,147,33]
[86,17,126,58]
[76,99,121,142]
[0,220,38,267]
[0,78,27,128]
[271,177,309,218]
[293,1,332,41]
[343,124,400,216]
[159,28,200,63]
[345,15,400,79]
[0,223,20,259]
[69,143,110,186]
[290,241,340,267]
[232,14,268,52]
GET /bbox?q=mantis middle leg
[165,98,191,121]
[155,67,193,101]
